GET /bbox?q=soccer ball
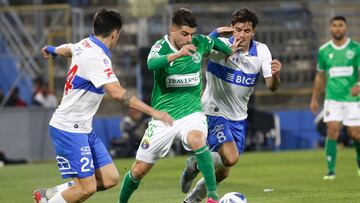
[219,192,247,203]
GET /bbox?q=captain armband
[121,90,134,106]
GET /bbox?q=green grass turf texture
[1,149,360,203]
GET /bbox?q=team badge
[328,53,333,59]
[192,52,201,63]
[325,110,330,117]
[346,50,354,59]
[141,139,150,150]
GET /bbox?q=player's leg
[35,127,102,202]
[323,100,343,180]
[347,126,360,175]
[343,101,360,176]
[119,160,154,203]
[89,130,119,190]
[324,121,341,179]
[183,117,244,203]
[119,119,174,203]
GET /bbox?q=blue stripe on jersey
[89,34,111,59]
[72,75,105,94]
[207,61,259,87]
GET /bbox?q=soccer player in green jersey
[118,8,233,203]
[310,16,360,180]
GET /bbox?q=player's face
[170,25,196,50]
[330,20,346,40]
[232,22,255,51]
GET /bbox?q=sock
[325,138,337,173]
[48,192,67,203]
[119,171,140,203]
[211,152,225,169]
[194,146,219,200]
[47,181,75,199]
[353,140,360,168]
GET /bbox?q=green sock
[194,146,219,200]
[353,140,360,168]
[119,171,140,203]
[325,138,337,173]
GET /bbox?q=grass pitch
[1,148,360,203]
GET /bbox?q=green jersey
[147,34,232,120]
[317,38,360,102]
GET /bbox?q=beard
[332,33,345,41]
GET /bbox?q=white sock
[48,192,67,203]
[211,152,225,169]
[47,181,75,199]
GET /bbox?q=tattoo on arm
[121,90,134,106]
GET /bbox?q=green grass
[1,149,360,203]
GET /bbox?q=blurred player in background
[310,15,360,180]
[33,8,172,203]
[118,8,234,203]
[180,8,282,203]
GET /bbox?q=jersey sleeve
[147,41,168,70]
[83,56,118,88]
[258,43,273,78]
[196,35,232,56]
[317,49,326,72]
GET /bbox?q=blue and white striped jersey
[202,37,272,121]
[50,35,118,133]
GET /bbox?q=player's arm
[41,44,73,59]
[264,60,282,92]
[310,71,326,114]
[147,44,196,70]
[104,81,173,125]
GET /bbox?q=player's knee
[222,155,239,167]
[101,173,119,189]
[327,127,340,139]
[78,184,97,199]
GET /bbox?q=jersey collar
[229,36,257,56]
[164,35,179,52]
[89,34,111,59]
[330,38,350,50]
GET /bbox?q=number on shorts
[216,131,226,143]
[80,157,94,172]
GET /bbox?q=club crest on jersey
[346,50,355,59]
[192,52,201,63]
[141,139,150,150]
[328,53,334,59]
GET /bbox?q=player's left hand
[351,84,360,96]
[41,46,52,59]
[271,59,282,77]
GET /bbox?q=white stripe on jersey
[202,38,272,121]
[50,35,118,133]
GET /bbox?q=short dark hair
[172,8,197,28]
[330,15,347,24]
[93,8,122,37]
[231,8,258,29]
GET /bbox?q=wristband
[46,45,57,57]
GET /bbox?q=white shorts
[323,99,360,126]
[136,112,208,163]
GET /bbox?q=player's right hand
[310,99,318,114]
[153,110,174,126]
[41,46,52,59]
[179,44,197,57]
